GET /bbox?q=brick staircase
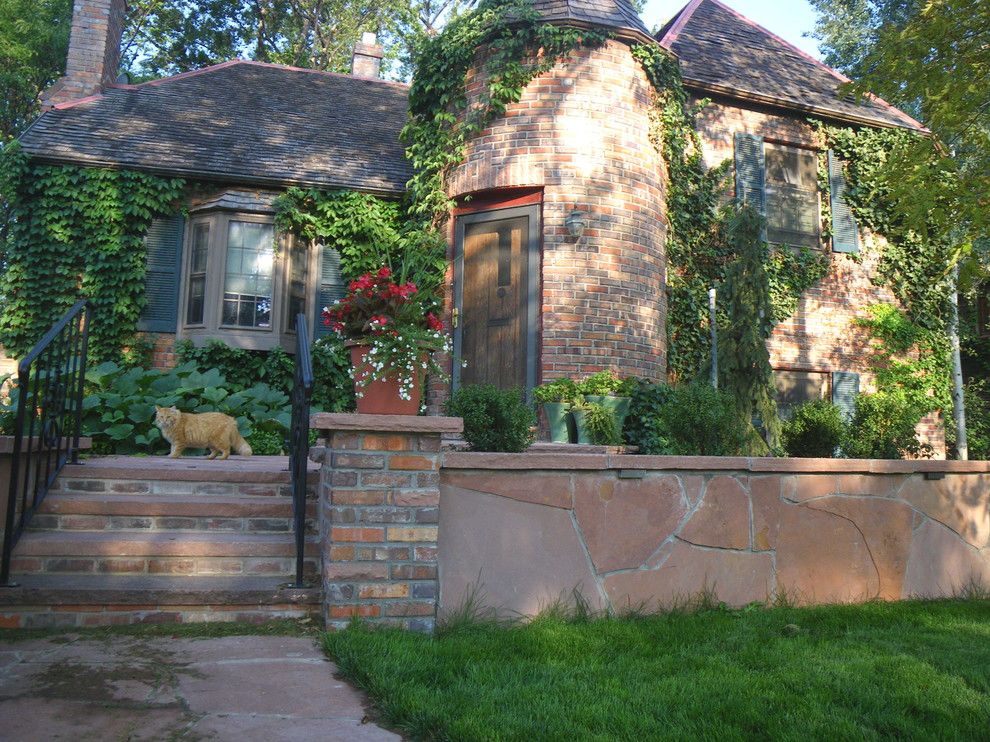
[0,456,322,628]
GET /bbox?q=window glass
[765,143,820,248]
[223,221,274,329]
[775,370,828,418]
[286,237,308,331]
[186,221,210,324]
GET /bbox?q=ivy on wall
[403,0,609,224]
[633,44,828,382]
[0,142,184,362]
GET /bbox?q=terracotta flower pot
[349,343,422,415]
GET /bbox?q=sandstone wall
[439,453,990,616]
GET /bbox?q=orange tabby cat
[154,406,253,460]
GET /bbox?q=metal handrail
[1,300,91,585]
[288,314,314,587]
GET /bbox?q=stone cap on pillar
[310,413,463,435]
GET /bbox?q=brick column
[311,413,462,632]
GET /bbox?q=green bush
[579,370,622,396]
[623,381,748,456]
[82,361,292,455]
[447,385,535,453]
[962,379,990,460]
[580,402,622,446]
[782,400,847,458]
[247,428,287,456]
[176,336,354,413]
[843,392,930,460]
[0,374,16,435]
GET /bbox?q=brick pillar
[312,413,462,632]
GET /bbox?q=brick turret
[42,0,126,108]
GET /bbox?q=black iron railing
[1,300,91,585]
[288,314,314,587]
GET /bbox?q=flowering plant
[322,266,450,401]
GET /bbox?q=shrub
[624,381,748,456]
[533,378,577,405]
[447,385,535,453]
[247,428,287,456]
[82,361,292,455]
[843,392,930,460]
[580,402,622,446]
[962,379,990,460]
[781,400,846,458]
[176,336,354,413]
[579,370,622,396]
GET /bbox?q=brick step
[10,531,319,577]
[31,494,316,534]
[0,574,321,629]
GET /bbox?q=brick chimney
[42,0,127,108]
[350,32,384,79]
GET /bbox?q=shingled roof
[530,0,653,42]
[658,0,925,131]
[19,60,413,195]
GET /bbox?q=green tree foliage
[814,0,990,241]
[781,399,846,458]
[0,142,184,361]
[717,205,781,453]
[844,392,931,459]
[0,0,72,140]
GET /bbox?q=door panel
[454,206,538,394]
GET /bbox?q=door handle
[452,308,459,329]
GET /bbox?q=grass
[324,599,990,741]
[0,617,317,643]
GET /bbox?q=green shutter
[831,371,860,422]
[734,132,766,215]
[828,150,859,253]
[315,243,345,338]
[138,214,184,332]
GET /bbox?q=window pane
[223,221,274,328]
[765,144,820,248]
[192,223,210,272]
[186,276,205,325]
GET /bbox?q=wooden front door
[453,205,539,395]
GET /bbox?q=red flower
[377,266,392,279]
[426,313,444,332]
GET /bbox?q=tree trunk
[949,262,968,460]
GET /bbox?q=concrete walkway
[0,633,400,741]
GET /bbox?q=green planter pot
[542,402,575,444]
[584,395,632,435]
[570,408,592,444]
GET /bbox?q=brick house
[15,0,937,446]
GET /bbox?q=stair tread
[0,573,320,606]
[14,530,319,557]
[61,455,318,484]
[39,493,300,517]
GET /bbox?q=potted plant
[578,371,634,435]
[532,378,578,443]
[322,266,450,415]
[571,400,622,446]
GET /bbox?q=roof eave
[19,152,409,198]
[682,78,929,133]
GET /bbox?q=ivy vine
[633,44,828,382]
[403,0,609,224]
[0,142,184,362]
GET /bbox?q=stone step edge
[0,584,321,607]
[38,493,315,517]
[13,531,320,558]
[59,464,318,485]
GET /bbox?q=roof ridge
[657,0,704,48]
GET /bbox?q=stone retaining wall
[439,453,990,617]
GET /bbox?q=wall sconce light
[565,210,589,238]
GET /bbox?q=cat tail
[233,434,253,457]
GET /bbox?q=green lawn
[324,600,990,740]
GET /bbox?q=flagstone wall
[438,453,990,617]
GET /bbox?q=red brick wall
[137,333,179,371]
[447,39,668,386]
[693,98,945,456]
[44,0,126,107]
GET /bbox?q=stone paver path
[0,633,400,741]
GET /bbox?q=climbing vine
[403,0,609,224]
[633,44,828,381]
[0,142,184,362]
